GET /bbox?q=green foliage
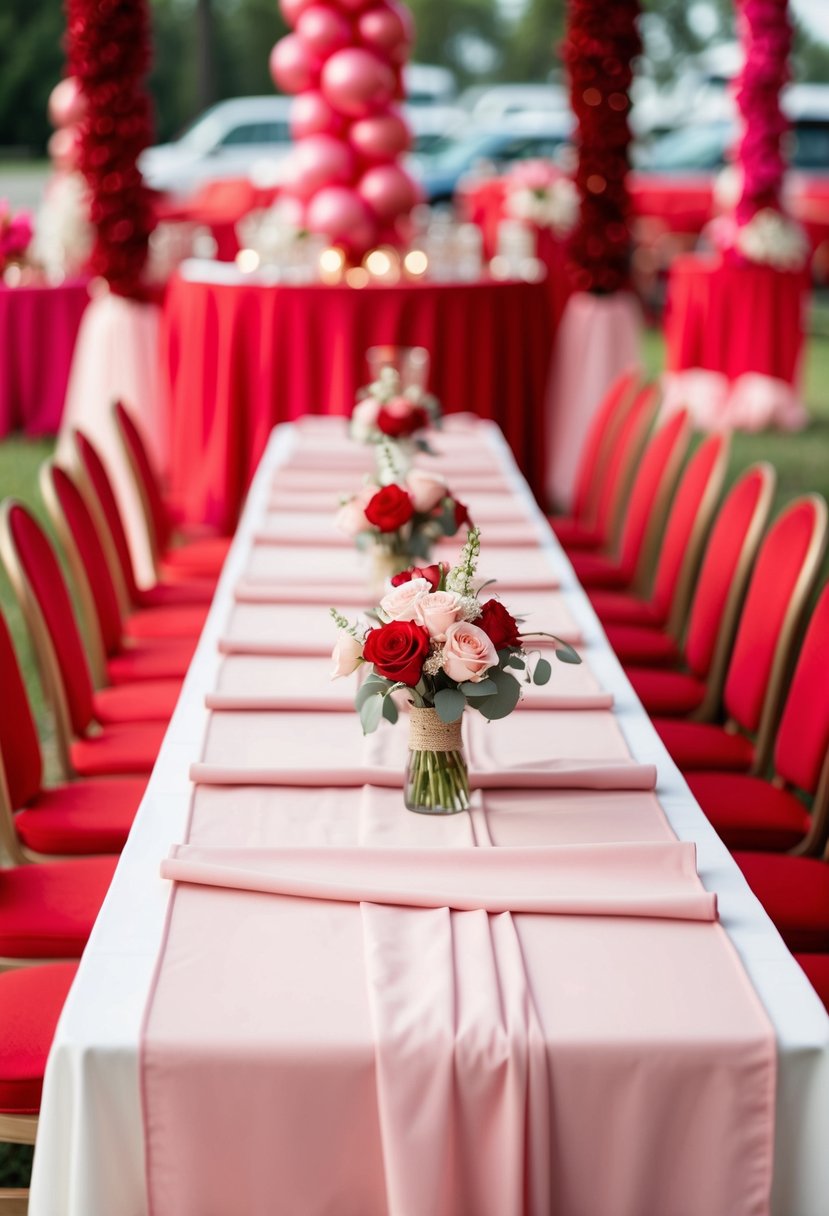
[0,0,64,152]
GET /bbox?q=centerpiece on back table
[331,528,580,813]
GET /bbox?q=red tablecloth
[664,253,806,383]
[458,178,573,327]
[0,278,90,437]
[163,273,552,532]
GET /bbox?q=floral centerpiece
[336,463,471,592]
[0,201,34,277]
[331,528,580,813]
[351,364,441,451]
[504,161,579,237]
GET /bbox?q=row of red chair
[0,406,228,1205]
[554,371,829,1012]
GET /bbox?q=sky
[791,0,829,43]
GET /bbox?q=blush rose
[442,622,498,683]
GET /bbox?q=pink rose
[417,590,463,640]
[406,469,447,513]
[380,577,432,622]
[335,486,374,538]
[442,622,498,683]
[331,630,364,678]
[351,397,380,440]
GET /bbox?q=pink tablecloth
[0,278,89,437]
[162,273,553,533]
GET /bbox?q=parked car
[461,83,569,123]
[409,112,574,203]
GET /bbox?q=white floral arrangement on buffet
[734,207,809,272]
[31,172,93,280]
[504,160,579,236]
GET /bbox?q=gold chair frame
[604,383,661,555]
[629,410,693,597]
[579,368,641,530]
[68,431,134,621]
[0,1111,36,1216]
[112,402,164,581]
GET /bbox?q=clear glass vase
[404,708,469,815]
[368,546,412,599]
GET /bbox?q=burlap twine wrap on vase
[405,708,469,815]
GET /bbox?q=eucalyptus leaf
[359,693,384,735]
[533,657,552,686]
[459,678,498,698]
[381,696,399,725]
[434,687,466,723]
[355,675,391,710]
[476,671,522,720]
[554,643,582,665]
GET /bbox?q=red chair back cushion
[591,384,659,544]
[775,584,829,792]
[570,367,638,523]
[7,505,95,736]
[616,409,690,582]
[684,467,770,679]
[50,466,124,657]
[114,401,171,552]
[0,612,42,809]
[651,434,726,619]
[724,498,824,733]
[74,430,141,603]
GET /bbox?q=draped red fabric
[0,610,43,810]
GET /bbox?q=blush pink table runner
[141,416,776,1216]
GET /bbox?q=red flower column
[65,0,155,298]
[546,0,642,510]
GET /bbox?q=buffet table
[0,277,89,437]
[162,265,553,532]
[30,418,829,1215]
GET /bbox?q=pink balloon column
[270,0,418,261]
[46,76,86,172]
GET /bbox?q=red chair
[795,955,829,1011]
[568,409,691,591]
[0,502,166,778]
[593,432,730,665]
[685,580,829,853]
[72,429,214,638]
[656,495,827,773]
[113,400,231,581]
[625,464,775,719]
[548,367,639,542]
[0,609,141,859]
[0,855,116,961]
[733,849,829,954]
[0,962,79,1212]
[40,461,195,693]
[551,383,660,553]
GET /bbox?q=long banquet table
[30,417,829,1215]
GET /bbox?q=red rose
[391,562,446,590]
[365,484,414,533]
[363,619,431,686]
[376,399,430,438]
[452,498,472,533]
[478,599,521,650]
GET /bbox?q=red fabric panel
[14,777,143,856]
[114,401,172,552]
[684,468,768,679]
[126,604,208,641]
[570,367,638,523]
[625,667,706,717]
[70,721,166,777]
[549,517,603,550]
[136,581,214,609]
[654,721,755,772]
[567,551,628,590]
[51,465,123,656]
[591,384,659,546]
[93,679,180,724]
[588,591,664,627]
[161,536,230,578]
[687,772,810,853]
[0,962,78,1113]
[74,429,142,604]
[795,954,829,1012]
[775,584,829,793]
[0,856,116,960]
[8,505,95,734]
[724,499,822,733]
[106,639,193,686]
[0,611,42,809]
[616,410,689,583]
[734,853,829,953]
[651,434,725,620]
[604,624,680,667]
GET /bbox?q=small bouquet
[0,200,34,276]
[336,465,471,590]
[733,207,809,272]
[351,364,441,450]
[504,161,579,237]
[331,528,580,813]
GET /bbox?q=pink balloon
[330,0,371,13]
[349,110,411,163]
[280,0,316,27]
[48,77,86,128]
[287,134,356,200]
[269,34,319,95]
[275,192,307,227]
[357,5,408,56]
[48,126,80,170]
[290,91,343,139]
[320,48,395,119]
[306,186,376,252]
[389,0,415,44]
[358,162,417,221]
[296,5,352,58]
